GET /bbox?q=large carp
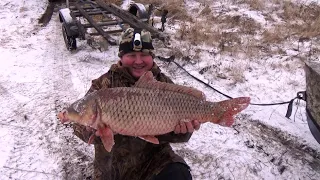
[58,71,250,152]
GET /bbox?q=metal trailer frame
[58,0,164,51]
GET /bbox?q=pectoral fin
[88,134,96,144]
[96,127,114,152]
[138,135,159,144]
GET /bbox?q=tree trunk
[305,61,320,143]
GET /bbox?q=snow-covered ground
[0,0,319,179]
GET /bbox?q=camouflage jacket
[73,62,192,180]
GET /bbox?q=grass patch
[175,21,218,46]
[225,64,247,84]
[262,2,320,44]
[132,0,320,65]
[199,5,211,16]
[240,0,266,11]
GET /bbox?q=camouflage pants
[93,144,191,180]
[152,163,192,180]
[93,144,113,180]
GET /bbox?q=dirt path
[0,8,94,179]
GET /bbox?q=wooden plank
[75,3,116,45]
[90,29,122,36]
[83,20,122,28]
[105,29,123,34]
[73,10,112,17]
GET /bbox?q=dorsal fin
[134,71,205,100]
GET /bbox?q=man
[73,28,200,180]
[160,9,168,32]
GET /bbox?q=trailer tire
[62,25,77,51]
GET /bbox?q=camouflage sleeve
[86,73,111,95]
[72,73,111,144]
[156,132,192,143]
[156,72,174,84]
[155,72,193,143]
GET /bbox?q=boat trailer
[58,0,165,50]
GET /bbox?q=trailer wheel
[62,25,77,51]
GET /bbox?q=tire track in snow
[0,9,93,180]
[0,29,63,180]
[48,11,95,180]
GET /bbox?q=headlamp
[133,32,142,51]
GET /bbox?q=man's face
[121,51,153,79]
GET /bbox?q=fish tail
[214,97,250,127]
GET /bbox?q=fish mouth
[57,109,69,123]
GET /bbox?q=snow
[59,8,72,23]
[0,0,319,179]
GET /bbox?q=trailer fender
[59,8,79,37]
[59,8,73,23]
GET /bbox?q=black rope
[156,55,307,116]
[285,91,306,118]
[171,59,233,99]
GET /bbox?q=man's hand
[174,120,200,134]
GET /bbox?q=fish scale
[99,87,216,135]
[58,71,250,152]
